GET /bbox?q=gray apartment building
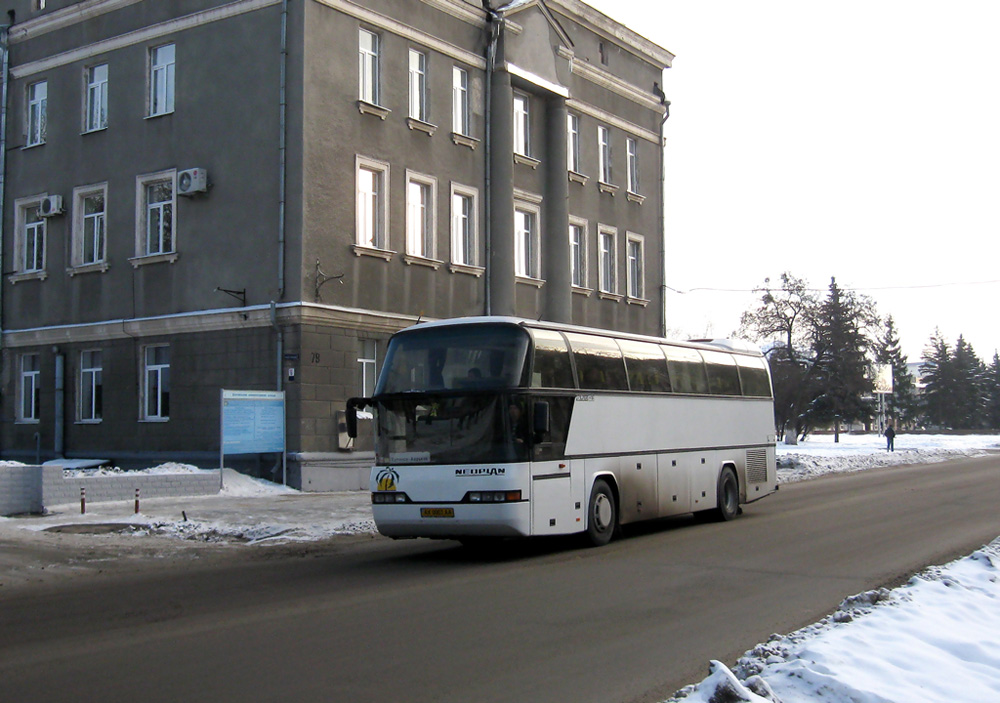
[0,0,672,480]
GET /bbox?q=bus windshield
[375,393,533,465]
[376,323,530,394]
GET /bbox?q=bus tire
[714,467,739,522]
[586,479,618,547]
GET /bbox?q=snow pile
[668,539,1000,703]
[777,433,998,483]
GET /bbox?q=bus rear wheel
[714,467,739,522]
[586,479,618,547]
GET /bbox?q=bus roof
[395,317,765,358]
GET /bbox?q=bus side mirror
[345,398,364,438]
[532,401,550,437]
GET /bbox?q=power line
[666,279,1000,295]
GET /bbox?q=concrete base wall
[0,465,221,516]
[288,453,373,492]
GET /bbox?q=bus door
[619,454,658,523]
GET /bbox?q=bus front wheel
[586,479,618,547]
[714,467,740,522]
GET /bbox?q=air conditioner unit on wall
[39,194,64,217]
[177,168,208,196]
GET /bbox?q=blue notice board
[221,390,286,455]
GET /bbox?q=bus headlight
[372,492,410,504]
[464,490,522,503]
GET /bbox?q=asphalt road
[2,454,999,703]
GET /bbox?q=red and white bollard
[80,487,86,514]
[134,488,140,514]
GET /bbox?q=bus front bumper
[372,501,531,539]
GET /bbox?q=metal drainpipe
[0,23,11,342]
[659,97,670,338]
[277,0,288,299]
[483,3,498,315]
[54,350,65,458]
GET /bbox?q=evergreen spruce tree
[987,353,1000,430]
[920,329,954,428]
[875,316,917,427]
[951,335,986,429]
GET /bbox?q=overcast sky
[585,0,1000,362]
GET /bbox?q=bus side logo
[376,468,399,491]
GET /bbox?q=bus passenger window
[736,356,773,397]
[529,329,575,388]
[702,350,741,395]
[618,339,671,392]
[664,346,709,394]
[566,333,628,391]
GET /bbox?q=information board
[221,390,286,455]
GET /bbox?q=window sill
[67,262,110,276]
[130,252,178,268]
[75,419,103,425]
[402,254,443,269]
[357,100,390,120]
[15,419,40,425]
[627,296,650,307]
[514,153,540,169]
[449,262,485,277]
[451,132,479,150]
[22,141,45,150]
[568,170,589,185]
[598,182,619,195]
[145,110,174,120]
[406,117,437,136]
[626,191,646,204]
[352,244,395,261]
[140,417,170,423]
[572,285,593,296]
[598,290,623,302]
[8,270,48,284]
[515,275,545,288]
[82,126,108,135]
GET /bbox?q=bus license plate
[420,507,455,518]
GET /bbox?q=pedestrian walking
[884,423,896,452]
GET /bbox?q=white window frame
[84,63,108,132]
[26,80,47,146]
[142,344,170,421]
[148,43,175,117]
[513,92,530,157]
[405,170,437,260]
[408,49,428,122]
[358,340,377,398]
[72,183,108,269]
[16,198,46,274]
[513,192,542,280]
[626,232,645,300]
[626,137,640,194]
[598,125,613,184]
[598,224,618,295]
[355,155,390,252]
[450,183,479,268]
[135,170,176,259]
[358,28,381,105]
[569,216,589,290]
[79,349,102,422]
[452,66,470,136]
[18,354,40,423]
[567,113,581,173]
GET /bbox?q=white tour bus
[346,317,777,546]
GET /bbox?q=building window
[19,354,40,423]
[356,156,389,250]
[450,184,478,267]
[627,233,645,299]
[359,29,380,105]
[149,44,175,117]
[79,350,102,422]
[27,80,47,146]
[626,138,639,194]
[408,49,428,122]
[85,63,109,132]
[19,202,46,273]
[452,66,470,136]
[406,172,437,259]
[73,184,107,267]
[136,171,175,257]
[598,126,612,184]
[514,208,538,279]
[143,345,170,420]
[598,226,617,294]
[513,92,530,157]
[567,113,581,173]
[358,340,377,398]
[569,218,587,288]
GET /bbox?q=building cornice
[546,0,674,68]
[8,0,145,44]
[10,0,283,80]
[1,303,424,347]
[418,0,487,28]
[571,56,664,112]
[566,98,659,144]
